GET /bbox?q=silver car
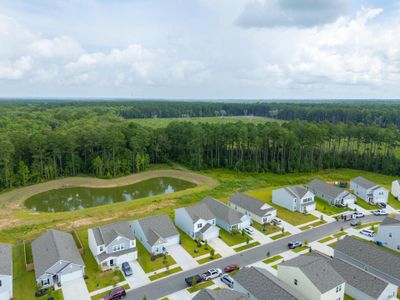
[220,274,234,288]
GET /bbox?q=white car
[360,229,374,237]
[271,218,282,225]
[202,268,222,280]
[243,227,254,235]
[352,212,364,218]
[373,210,388,216]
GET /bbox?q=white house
[278,255,345,300]
[391,180,400,200]
[0,244,12,300]
[88,221,137,270]
[272,185,315,213]
[229,192,277,224]
[131,214,179,255]
[308,179,356,206]
[175,202,220,241]
[374,216,400,253]
[350,176,388,204]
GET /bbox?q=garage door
[0,291,11,300]
[60,270,83,284]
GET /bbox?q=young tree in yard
[246,236,250,244]
[210,249,215,259]
[281,227,285,234]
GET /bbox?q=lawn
[136,240,177,273]
[315,197,347,216]
[187,281,214,293]
[354,222,381,230]
[271,264,279,270]
[299,220,327,231]
[13,243,38,300]
[355,199,376,210]
[252,222,281,235]
[388,194,400,209]
[270,232,291,240]
[333,231,347,238]
[292,246,310,253]
[234,241,261,252]
[148,266,183,281]
[218,230,252,246]
[24,241,33,264]
[263,255,283,264]
[177,228,213,258]
[318,236,334,243]
[91,284,130,300]
[198,254,222,264]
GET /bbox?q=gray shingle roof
[284,185,308,199]
[0,243,12,276]
[308,179,350,202]
[334,236,400,281]
[351,176,378,189]
[192,288,249,300]
[32,230,84,279]
[229,192,276,218]
[92,221,135,246]
[184,202,216,222]
[234,267,304,300]
[280,255,344,293]
[381,215,400,226]
[202,197,244,226]
[136,214,179,246]
[97,247,137,262]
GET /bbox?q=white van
[360,229,374,237]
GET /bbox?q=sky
[0,0,400,100]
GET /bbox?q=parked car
[243,227,254,235]
[373,210,388,216]
[288,241,303,249]
[377,202,387,208]
[224,264,239,273]
[121,262,132,277]
[352,212,364,218]
[185,274,203,286]
[104,288,126,300]
[360,229,375,237]
[271,218,282,226]
[350,219,359,226]
[202,268,222,280]
[336,203,346,208]
[220,274,235,288]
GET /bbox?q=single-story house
[308,179,356,206]
[131,214,179,255]
[333,236,400,287]
[193,288,249,300]
[229,192,277,224]
[201,197,251,233]
[0,244,12,300]
[374,216,400,253]
[32,230,85,289]
[233,266,306,300]
[175,202,220,241]
[350,176,388,204]
[88,221,138,270]
[272,185,316,213]
[278,255,345,300]
[391,180,400,200]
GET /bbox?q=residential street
[126,215,385,300]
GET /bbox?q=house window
[0,280,2,287]
[99,246,104,252]
[294,279,298,285]
[197,223,203,229]
[389,233,392,238]
[112,244,125,252]
[42,278,50,286]
[336,285,342,292]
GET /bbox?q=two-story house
[0,244,12,300]
[88,221,137,270]
[272,185,316,213]
[350,176,388,205]
[308,179,356,206]
[374,216,400,253]
[391,180,400,200]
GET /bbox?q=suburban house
[193,288,249,300]
[31,230,85,289]
[131,214,179,255]
[311,252,398,300]
[391,180,400,199]
[333,236,400,287]
[308,179,356,206]
[228,192,277,224]
[278,255,345,300]
[88,221,137,270]
[350,176,388,204]
[272,185,316,213]
[175,202,220,241]
[233,266,305,300]
[201,197,251,232]
[374,216,400,253]
[0,244,12,300]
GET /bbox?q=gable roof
[334,236,400,281]
[229,192,276,217]
[202,197,245,226]
[32,230,84,279]
[0,243,12,276]
[351,176,378,189]
[184,202,215,223]
[234,266,304,300]
[284,185,309,199]
[193,288,249,300]
[92,221,135,246]
[280,255,344,293]
[136,214,178,246]
[308,179,350,202]
[381,215,400,226]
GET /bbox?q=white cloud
[30,36,83,59]
[0,56,33,80]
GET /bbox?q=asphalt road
[126,215,385,300]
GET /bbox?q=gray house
[334,236,400,287]
[308,179,356,206]
[131,214,179,255]
[0,244,12,300]
[193,288,249,300]
[229,192,277,224]
[272,185,316,213]
[88,221,137,270]
[374,216,400,252]
[32,230,85,288]
[350,176,388,204]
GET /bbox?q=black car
[185,274,203,286]
[377,202,387,208]
[121,262,133,277]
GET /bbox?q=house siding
[350,181,388,204]
[175,208,196,238]
[374,225,400,253]
[391,181,400,199]
[0,274,12,300]
[272,188,297,211]
[229,202,277,224]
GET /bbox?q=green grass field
[197,254,222,264]
[136,241,177,273]
[234,241,261,252]
[177,228,213,257]
[263,255,283,265]
[219,230,252,246]
[315,197,347,216]
[149,266,183,281]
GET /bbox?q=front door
[110,259,114,267]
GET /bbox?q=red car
[224,264,239,273]
[104,288,126,300]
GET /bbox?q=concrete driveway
[208,238,235,256]
[168,244,198,270]
[126,261,150,289]
[250,227,272,244]
[62,277,90,300]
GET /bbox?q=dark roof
[334,236,400,281]
[136,214,179,246]
[284,185,309,199]
[308,179,352,202]
[32,230,84,279]
[184,202,216,222]
[97,247,137,262]
[202,197,244,226]
[234,267,303,300]
[0,243,12,276]
[229,192,276,217]
[280,255,344,293]
[92,221,135,246]
[351,176,378,189]
[381,215,400,226]
[192,288,249,300]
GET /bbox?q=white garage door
[0,291,11,300]
[60,270,83,284]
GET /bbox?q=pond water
[25,177,196,212]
